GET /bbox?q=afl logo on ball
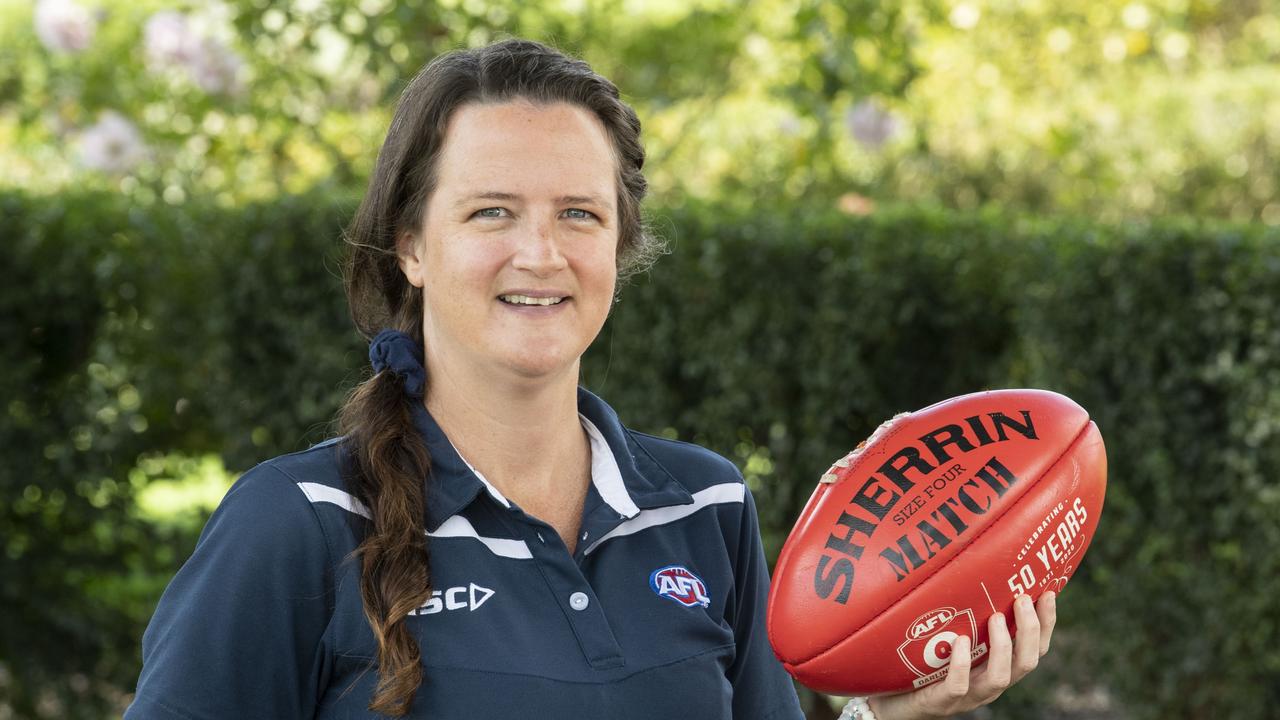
[650,565,711,608]
[896,607,985,687]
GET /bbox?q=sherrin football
[766,389,1107,695]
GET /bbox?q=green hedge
[4,190,1278,718]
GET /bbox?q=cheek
[427,240,504,288]
[577,240,619,288]
[580,265,617,312]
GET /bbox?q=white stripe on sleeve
[297,481,371,519]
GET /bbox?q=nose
[511,217,568,277]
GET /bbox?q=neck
[423,356,589,504]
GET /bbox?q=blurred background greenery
[3,0,1279,718]
[6,0,1280,221]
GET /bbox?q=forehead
[432,100,618,204]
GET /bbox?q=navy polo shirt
[125,388,804,719]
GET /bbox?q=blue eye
[474,207,508,218]
[564,208,596,220]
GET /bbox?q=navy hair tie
[368,329,426,399]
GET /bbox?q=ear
[397,230,426,289]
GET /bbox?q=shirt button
[569,592,590,611]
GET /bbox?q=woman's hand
[867,591,1057,720]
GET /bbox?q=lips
[498,293,566,306]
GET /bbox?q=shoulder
[130,447,344,719]
[227,436,358,512]
[625,430,768,600]
[625,429,745,494]
[201,436,355,554]
[250,436,350,493]
[624,430,759,538]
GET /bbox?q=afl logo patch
[650,565,711,608]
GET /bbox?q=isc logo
[650,565,711,608]
[409,582,495,616]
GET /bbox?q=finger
[1011,594,1041,681]
[1037,590,1058,656]
[971,610,1011,698]
[903,634,973,719]
[943,633,973,701]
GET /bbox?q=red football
[767,389,1107,695]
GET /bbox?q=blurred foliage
[5,188,1279,718]
[130,453,235,531]
[0,188,362,718]
[2,0,1280,221]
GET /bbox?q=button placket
[512,516,624,668]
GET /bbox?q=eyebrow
[452,191,611,209]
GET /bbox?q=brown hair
[336,38,660,716]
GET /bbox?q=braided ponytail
[337,322,432,715]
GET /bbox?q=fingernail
[996,612,1007,628]
[1046,591,1057,608]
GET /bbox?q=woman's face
[399,100,620,385]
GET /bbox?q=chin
[500,349,581,381]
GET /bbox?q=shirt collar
[412,387,693,533]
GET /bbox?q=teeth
[500,294,565,306]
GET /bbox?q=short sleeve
[124,462,334,720]
[727,485,805,720]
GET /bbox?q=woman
[125,38,1055,720]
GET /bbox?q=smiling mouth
[498,294,567,306]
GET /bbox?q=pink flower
[844,100,902,150]
[34,0,97,54]
[188,36,245,95]
[143,9,246,95]
[77,111,148,173]
[143,11,202,68]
